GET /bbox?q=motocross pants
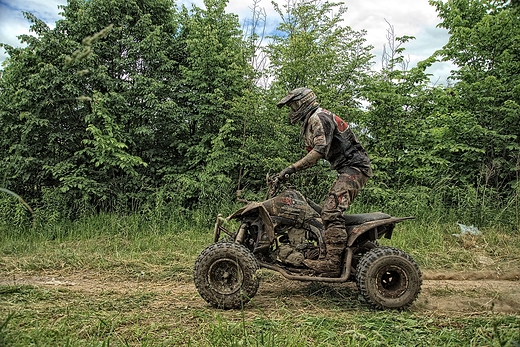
[321,167,369,250]
[304,167,369,275]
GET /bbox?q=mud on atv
[194,175,422,310]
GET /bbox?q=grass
[1,206,519,346]
[0,282,518,346]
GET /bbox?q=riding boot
[303,226,347,277]
[303,246,344,277]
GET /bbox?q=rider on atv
[276,87,373,277]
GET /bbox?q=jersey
[302,108,373,177]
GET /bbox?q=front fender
[226,202,275,242]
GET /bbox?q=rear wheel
[194,242,259,309]
[356,247,422,310]
[352,240,380,271]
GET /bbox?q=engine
[275,225,320,267]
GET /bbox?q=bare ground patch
[1,268,519,316]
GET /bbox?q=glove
[278,165,296,181]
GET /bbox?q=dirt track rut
[1,270,519,315]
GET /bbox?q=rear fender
[226,202,275,242]
[347,217,413,246]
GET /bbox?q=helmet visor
[288,100,300,112]
[277,93,296,108]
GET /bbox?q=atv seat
[344,212,391,226]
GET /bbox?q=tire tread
[356,246,422,310]
[194,242,259,309]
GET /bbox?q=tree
[265,0,373,114]
[161,0,255,208]
[361,26,449,190]
[430,0,520,192]
[0,0,183,213]
[175,0,248,164]
[254,0,374,201]
[0,0,254,214]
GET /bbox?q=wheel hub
[208,258,243,295]
[376,265,409,298]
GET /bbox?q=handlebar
[266,173,290,199]
[266,174,278,199]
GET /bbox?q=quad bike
[194,175,422,310]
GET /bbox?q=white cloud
[0,7,31,47]
[340,0,452,82]
[0,0,452,82]
[343,1,446,56]
[0,0,65,63]
[2,0,66,22]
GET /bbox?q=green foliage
[361,68,445,187]
[175,0,252,169]
[246,0,375,204]
[429,0,520,191]
[0,0,253,215]
[359,5,519,223]
[0,0,519,226]
[266,0,373,114]
[1,0,180,209]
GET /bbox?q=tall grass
[1,183,519,273]
[1,185,519,346]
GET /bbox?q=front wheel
[194,242,259,309]
[356,247,422,310]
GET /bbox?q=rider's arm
[292,149,323,172]
[280,149,323,177]
[279,113,327,178]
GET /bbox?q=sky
[0,0,454,84]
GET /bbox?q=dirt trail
[1,270,519,315]
[417,270,520,314]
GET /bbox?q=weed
[0,196,519,346]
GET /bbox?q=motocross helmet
[277,87,319,124]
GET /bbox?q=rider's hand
[277,165,296,182]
